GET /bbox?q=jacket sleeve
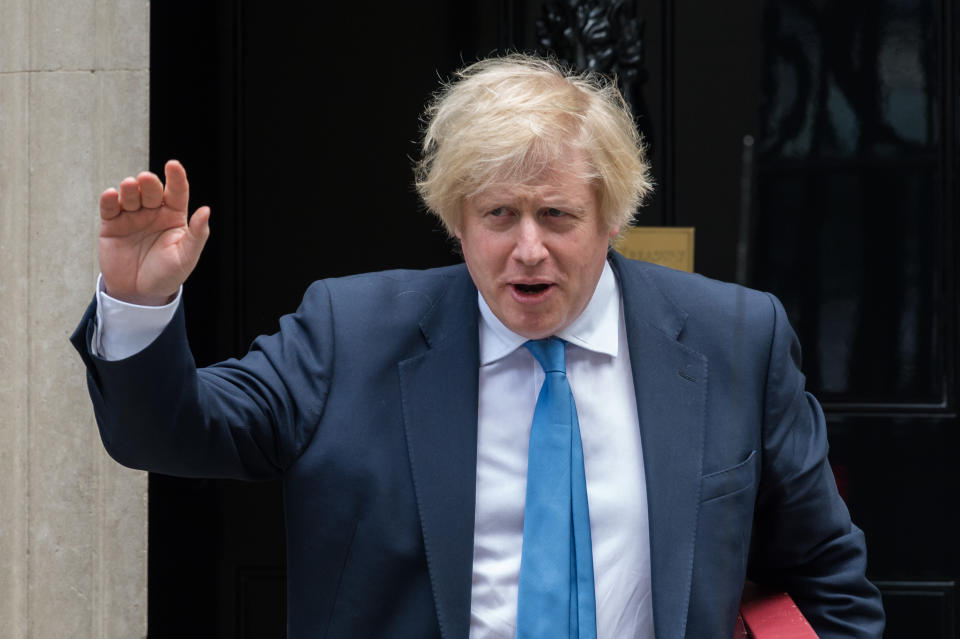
[749,292,885,637]
[69,280,334,480]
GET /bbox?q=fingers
[163,159,190,212]
[100,188,121,220]
[139,171,164,208]
[116,171,163,211]
[118,177,142,211]
[104,160,188,219]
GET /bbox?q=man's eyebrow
[545,203,588,213]
[538,200,589,214]
[469,189,591,213]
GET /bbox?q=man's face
[455,148,618,340]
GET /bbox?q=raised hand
[99,160,211,305]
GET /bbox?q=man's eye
[488,207,506,217]
[546,208,567,218]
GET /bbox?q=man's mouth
[512,283,551,295]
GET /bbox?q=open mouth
[513,283,551,295]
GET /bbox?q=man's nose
[512,217,548,265]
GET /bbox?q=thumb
[181,206,212,266]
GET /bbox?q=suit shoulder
[626,256,772,309]
[297,263,471,329]
[614,255,779,335]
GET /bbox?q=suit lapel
[398,268,480,639]
[611,253,708,639]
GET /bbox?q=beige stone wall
[0,1,149,637]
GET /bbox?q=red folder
[735,582,819,638]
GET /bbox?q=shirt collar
[478,260,620,365]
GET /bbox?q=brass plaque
[615,226,695,273]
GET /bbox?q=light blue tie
[516,338,597,639]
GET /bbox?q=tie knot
[524,337,566,374]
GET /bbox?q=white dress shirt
[471,262,653,638]
[93,263,655,638]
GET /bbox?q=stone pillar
[0,1,149,637]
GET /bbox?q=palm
[98,160,210,305]
[100,203,190,299]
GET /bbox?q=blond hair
[415,54,653,237]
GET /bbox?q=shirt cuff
[92,274,182,361]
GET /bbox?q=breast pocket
[700,449,758,504]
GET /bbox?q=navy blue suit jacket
[72,252,884,638]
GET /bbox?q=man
[73,55,884,637]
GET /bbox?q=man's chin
[501,312,563,340]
